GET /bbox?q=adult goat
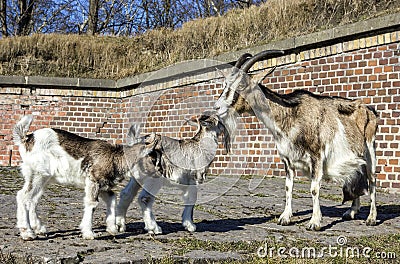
[116,111,228,234]
[214,50,378,230]
[13,115,159,240]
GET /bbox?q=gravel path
[0,167,399,263]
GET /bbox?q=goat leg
[116,177,142,232]
[343,198,361,220]
[278,159,294,226]
[306,160,323,231]
[366,177,377,226]
[366,140,377,226]
[80,178,100,239]
[16,188,36,240]
[181,185,198,232]
[30,175,53,236]
[16,171,48,240]
[138,177,163,234]
[100,190,118,236]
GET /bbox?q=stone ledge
[0,75,116,89]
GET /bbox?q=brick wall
[0,25,399,192]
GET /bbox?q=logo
[257,235,397,259]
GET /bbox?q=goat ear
[128,124,139,138]
[186,116,198,127]
[127,124,140,145]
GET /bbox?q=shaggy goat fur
[13,115,158,240]
[116,112,228,234]
[214,50,378,230]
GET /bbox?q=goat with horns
[214,50,378,230]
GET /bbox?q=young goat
[116,112,228,234]
[13,115,159,240]
[214,50,378,230]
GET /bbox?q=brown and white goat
[13,115,158,240]
[214,50,378,230]
[116,112,228,234]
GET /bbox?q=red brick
[368,60,378,66]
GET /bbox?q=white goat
[116,112,228,234]
[13,115,159,240]
[214,50,378,230]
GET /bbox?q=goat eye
[232,92,240,103]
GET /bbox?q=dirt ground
[0,167,399,263]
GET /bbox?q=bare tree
[235,0,253,8]
[17,0,36,35]
[0,0,7,36]
[88,0,99,34]
[0,0,267,37]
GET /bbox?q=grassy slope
[0,0,399,80]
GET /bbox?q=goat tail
[13,115,34,146]
[128,123,140,139]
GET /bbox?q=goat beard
[220,108,238,153]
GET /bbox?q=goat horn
[241,50,284,73]
[235,53,253,68]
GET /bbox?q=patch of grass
[0,250,39,264]
[0,0,398,79]
[319,193,343,203]
[240,174,257,180]
[0,251,16,264]
[251,193,270,198]
[149,233,399,263]
[295,179,310,185]
[166,236,266,256]
[194,204,225,218]
[294,188,343,202]
[0,167,22,195]
[291,193,301,199]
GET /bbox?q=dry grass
[0,0,398,80]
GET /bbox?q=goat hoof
[106,225,118,236]
[81,231,96,240]
[306,223,321,231]
[366,218,377,226]
[147,225,162,235]
[342,212,354,221]
[34,225,47,235]
[20,229,37,241]
[183,222,196,232]
[117,224,126,233]
[277,217,291,226]
[21,235,36,241]
[116,217,126,232]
